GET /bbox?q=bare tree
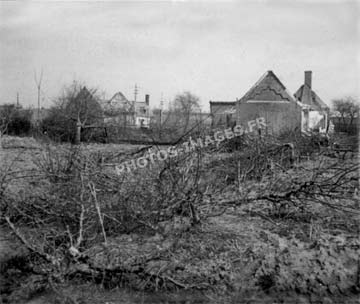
[173,91,201,134]
[44,81,103,143]
[0,104,16,135]
[332,97,359,132]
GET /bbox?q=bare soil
[0,136,359,304]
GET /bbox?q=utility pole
[133,84,138,125]
[159,93,164,138]
[34,69,43,122]
[160,93,164,124]
[16,92,19,108]
[134,83,138,103]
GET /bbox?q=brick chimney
[145,94,150,106]
[304,71,312,88]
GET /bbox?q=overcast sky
[0,0,358,111]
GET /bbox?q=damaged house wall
[294,71,330,133]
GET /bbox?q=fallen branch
[4,216,58,265]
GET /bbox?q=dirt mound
[255,233,360,295]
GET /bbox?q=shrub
[41,109,75,142]
[0,104,32,136]
[8,112,32,135]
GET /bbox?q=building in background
[209,101,236,128]
[101,92,150,128]
[102,91,135,126]
[236,70,302,135]
[294,71,330,133]
[211,70,330,135]
[134,94,150,128]
[151,109,211,131]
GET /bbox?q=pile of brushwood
[0,133,359,303]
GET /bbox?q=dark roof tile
[294,85,329,110]
[239,71,296,103]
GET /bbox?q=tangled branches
[0,142,207,295]
[0,134,358,301]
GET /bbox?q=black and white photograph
[0,1,359,303]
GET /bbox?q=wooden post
[75,120,81,145]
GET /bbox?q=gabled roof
[238,71,296,103]
[102,91,133,113]
[294,85,329,110]
[109,92,129,103]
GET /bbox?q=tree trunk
[75,120,81,144]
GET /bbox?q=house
[209,101,236,128]
[236,71,302,135]
[134,95,150,128]
[102,92,132,114]
[222,70,331,136]
[102,92,135,126]
[151,109,211,130]
[101,93,150,128]
[294,71,330,133]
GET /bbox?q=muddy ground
[0,136,359,304]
